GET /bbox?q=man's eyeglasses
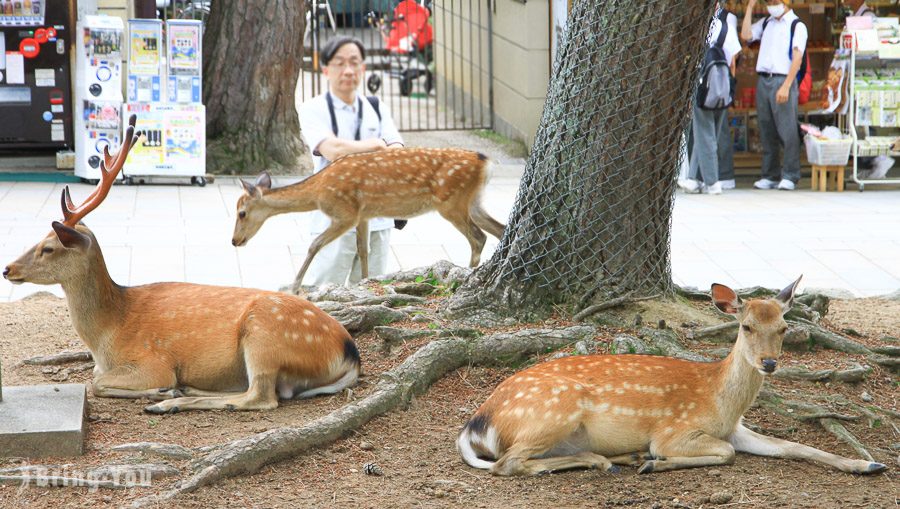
[328,59,363,70]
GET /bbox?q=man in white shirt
[742,0,808,191]
[844,0,876,18]
[299,36,404,286]
[682,2,742,194]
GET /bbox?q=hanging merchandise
[166,19,202,103]
[74,15,124,182]
[127,19,162,103]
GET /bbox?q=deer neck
[716,336,765,428]
[61,248,125,356]
[261,180,321,215]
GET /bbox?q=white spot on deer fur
[567,412,581,423]
[574,384,583,390]
[680,411,689,419]
[302,318,310,326]
[544,410,553,419]
[276,315,284,321]
[293,333,300,340]
[623,382,631,390]
[513,408,524,418]
[305,334,315,343]
[515,392,524,399]
[271,306,279,313]
[303,309,315,317]
[687,402,696,409]
[663,427,673,435]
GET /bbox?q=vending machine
[74,15,123,181]
[126,18,161,103]
[0,0,73,150]
[165,19,201,103]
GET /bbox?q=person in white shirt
[682,2,742,195]
[299,36,404,287]
[741,0,808,191]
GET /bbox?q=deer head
[232,171,273,247]
[712,275,802,375]
[3,116,140,288]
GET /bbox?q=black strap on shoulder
[366,95,381,122]
[714,8,728,48]
[325,92,365,141]
[762,15,771,33]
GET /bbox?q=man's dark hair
[320,36,366,66]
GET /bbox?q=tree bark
[447,0,716,322]
[203,1,311,175]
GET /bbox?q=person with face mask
[298,36,404,287]
[741,0,808,191]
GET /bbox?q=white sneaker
[720,179,736,190]
[777,179,795,191]
[677,179,702,193]
[704,182,723,195]
[753,178,779,190]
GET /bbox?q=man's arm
[775,48,803,104]
[741,0,756,43]
[316,137,387,161]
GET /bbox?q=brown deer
[231,147,506,293]
[2,115,360,414]
[458,277,888,476]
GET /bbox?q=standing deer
[457,277,888,476]
[231,147,506,293]
[2,116,360,414]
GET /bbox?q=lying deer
[231,147,506,293]
[458,277,887,476]
[2,115,360,414]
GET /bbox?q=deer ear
[255,171,272,191]
[711,283,742,315]
[239,179,260,198]
[775,275,803,311]
[51,221,91,250]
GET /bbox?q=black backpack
[697,9,735,110]
[761,16,808,86]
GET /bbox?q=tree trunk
[203,1,310,175]
[448,0,715,322]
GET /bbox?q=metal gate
[300,0,493,131]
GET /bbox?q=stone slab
[0,384,87,458]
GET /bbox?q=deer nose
[2,266,9,279]
[761,359,777,373]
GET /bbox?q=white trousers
[305,228,392,286]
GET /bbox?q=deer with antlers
[2,116,360,414]
[457,277,888,476]
[231,147,506,293]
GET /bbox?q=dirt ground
[0,292,897,508]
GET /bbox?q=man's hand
[776,85,790,104]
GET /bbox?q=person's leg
[755,76,783,185]
[716,109,735,186]
[691,104,720,188]
[306,230,357,286]
[348,228,392,283]
[772,78,801,184]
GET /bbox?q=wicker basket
[804,135,852,166]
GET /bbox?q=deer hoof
[606,464,621,474]
[864,463,887,475]
[157,388,184,398]
[637,461,656,474]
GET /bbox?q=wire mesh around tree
[475,0,716,309]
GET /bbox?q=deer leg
[607,451,655,466]
[439,208,487,267]
[470,203,506,239]
[491,444,617,476]
[291,218,357,293]
[638,432,735,474]
[144,374,278,414]
[177,386,244,397]
[355,219,369,280]
[729,423,886,475]
[92,366,181,400]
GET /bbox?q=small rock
[574,339,596,355]
[362,462,383,476]
[861,391,874,402]
[349,468,358,473]
[41,366,60,374]
[634,314,643,327]
[658,319,667,330]
[708,469,722,477]
[102,496,112,503]
[434,489,446,498]
[359,441,375,451]
[550,351,570,360]
[709,491,733,504]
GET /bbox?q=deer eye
[741,325,753,334]
[238,211,246,219]
[40,246,54,255]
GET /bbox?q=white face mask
[767,3,786,17]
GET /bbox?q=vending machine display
[121,102,205,182]
[166,20,201,104]
[0,0,73,149]
[127,19,162,103]
[74,15,123,181]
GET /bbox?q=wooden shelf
[729,103,827,114]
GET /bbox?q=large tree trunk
[203,1,310,175]
[448,0,716,322]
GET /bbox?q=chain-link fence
[475,0,715,307]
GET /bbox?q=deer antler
[61,115,141,227]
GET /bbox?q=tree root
[819,419,875,462]
[110,442,193,460]
[0,475,149,489]
[688,321,737,342]
[21,351,92,365]
[129,326,595,507]
[771,364,871,383]
[573,294,661,322]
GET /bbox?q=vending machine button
[89,83,102,96]
[46,27,57,39]
[96,66,112,81]
[19,38,40,58]
[42,111,53,121]
[88,155,101,168]
[48,89,64,104]
[34,28,48,43]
